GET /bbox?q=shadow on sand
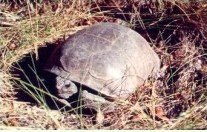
[10,42,96,116]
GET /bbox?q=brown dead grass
[0,0,207,130]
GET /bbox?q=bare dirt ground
[0,0,207,130]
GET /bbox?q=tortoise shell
[46,22,160,99]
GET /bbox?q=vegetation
[0,0,207,130]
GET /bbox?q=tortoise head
[44,61,77,99]
[55,76,78,99]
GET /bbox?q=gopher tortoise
[45,22,160,106]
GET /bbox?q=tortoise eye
[65,83,71,88]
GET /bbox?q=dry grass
[0,0,207,130]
